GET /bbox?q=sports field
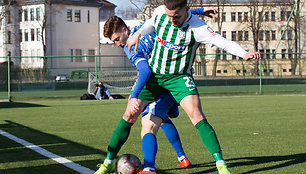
[0,93,305,174]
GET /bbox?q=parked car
[56,74,68,82]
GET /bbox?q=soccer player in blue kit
[95,8,218,174]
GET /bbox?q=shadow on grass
[0,102,49,108]
[0,120,107,174]
[161,152,306,174]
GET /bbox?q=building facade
[0,0,116,76]
[142,0,306,77]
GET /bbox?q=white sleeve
[137,6,164,36]
[137,18,155,36]
[194,25,247,58]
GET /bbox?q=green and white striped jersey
[138,5,247,75]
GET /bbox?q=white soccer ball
[115,154,142,174]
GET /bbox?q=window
[231,12,236,21]
[236,70,241,73]
[36,8,40,20]
[287,30,292,40]
[222,12,226,22]
[272,30,276,40]
[232,55,237,60]
[24,29,28,41]
[87,10,90,23]
[70,49,74,62]
[244,31,249,41]
[288,49,292,59]
[281,11,286,21]
[216,49,221,60]
[31,29,35,41]
[7,31,11,44]
[281,49,286,59]
[238,12,242,21]
[259,12,263,21]
[19,29,22,41]
[265,31,270,41]
[266,49,270,59]
[265,12,269,21]
[272,49,276,59]
[67,9,72,22]
[75,10,81,22]
[88,49,95,62]
[18,9,22,22]
[223,70,227,73]
[222,50,227,60]
[271,11,275,21]
[24,9,28,21]
[281,30,286,40]
[30,8,34,21]
[238,31,243,41]
[36,28,41,41]
[7,10,11,24]
[232,31,236,41]
[259,31,264,41]
[75,49,82,62]
[244,12,248,22]
[217,70,221,73]
[287,11,291,19]
[222,31,226,38]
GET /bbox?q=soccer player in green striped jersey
[126,0,261,173]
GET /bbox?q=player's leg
[161,118,191,168]
[180,94,230,174]
[140,112,163,173]
[95,99,149,174]
[162,74,230,174]
[142,91,191,168]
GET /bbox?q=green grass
[1,83,306,100]
[0,94,305,174]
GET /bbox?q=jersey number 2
[183,76,196,88]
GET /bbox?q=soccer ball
[115,153,142,174]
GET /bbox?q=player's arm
[126,6,162,53]
[194,23,261,60]
[124,46,152,114]
[190,7,218,18]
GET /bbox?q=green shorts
[138,73,198,103]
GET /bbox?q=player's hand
[126,32,141,53]
[244,52,261,61]
[128,98,140,115]
[203,8,218,18]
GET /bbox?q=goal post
[88,71,137,95]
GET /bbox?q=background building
[0,0,116,76]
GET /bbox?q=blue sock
[161,119,185,159]
[142,133,157,170]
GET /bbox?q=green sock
[212,152,224,162]
[106,118,133,160]
[195,119,222,156]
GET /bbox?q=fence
[0,52,305,101]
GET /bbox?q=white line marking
[0,129,95,174]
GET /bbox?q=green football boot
[94,160,115,174]
[216,161,231,174]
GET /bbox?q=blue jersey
[124,23,156,67]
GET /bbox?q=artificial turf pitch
[0,94,305,174]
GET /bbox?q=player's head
[164,0,189,27]
[104,16,130,48]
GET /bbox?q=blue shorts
[142,91,179,120]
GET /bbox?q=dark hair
[104,16,128,39]
[164,0,187,10]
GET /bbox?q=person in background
[93,81,114,100]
